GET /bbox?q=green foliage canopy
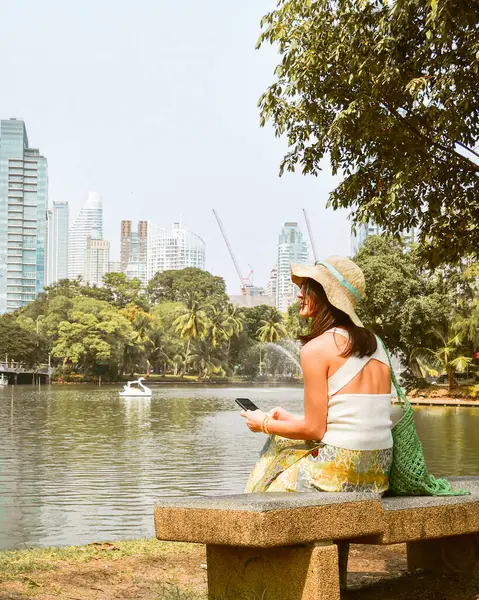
[147,268,227,305]
[99,273,146,309]
[354,236,451,370]
[50,297,134,374]
[258,0,479,265]
[0,316,47,366]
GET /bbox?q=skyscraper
[146,221,206,283]
[120,220,147,271]
[276,222,309,313]
[108,260,122,273]
[46,201,69,285]
[120,220,132,271]
[84,231,110,286]
[0,119,48,313]
[350,222,416,255]
[350,222,383,256]
[266,264,278,299]
[68,192,103,280]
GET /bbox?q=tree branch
[456,140,479,161]
[381,100,479,173]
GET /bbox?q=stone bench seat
[154,477,479,599]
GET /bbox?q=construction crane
[213,209,253,295]
[303,208,318,263]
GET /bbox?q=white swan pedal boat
[119,377,152,397]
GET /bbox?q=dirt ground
[0,541,478,600]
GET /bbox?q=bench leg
[206,542,340,600]
[336,541,350,589]
[407,534,479,576]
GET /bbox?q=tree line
[0,236,477,389]
[0,268,301,381]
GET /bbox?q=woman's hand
[268,406,290,420]
[240,409,267,433]
[268,407,303,421]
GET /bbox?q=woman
[241,256,393,494]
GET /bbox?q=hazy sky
[0,0,352,294]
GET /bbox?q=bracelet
[262,416,271,435]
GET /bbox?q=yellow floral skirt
[245,435,393,494]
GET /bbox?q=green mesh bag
[380,340,469,497]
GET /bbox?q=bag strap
[377,337,411,409]
[378,336,470,497]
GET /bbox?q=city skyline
[65,193,323,293]
[0,0,351,297]
[0,114,352,295]
[0,117,393,309]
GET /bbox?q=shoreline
[393,396,479,408]
[42,380,305,388]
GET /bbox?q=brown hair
[299,279,377,358]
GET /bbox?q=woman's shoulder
[300,330,346,358]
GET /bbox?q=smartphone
[235,398,259,412]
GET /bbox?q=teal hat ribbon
[315,261,361,302]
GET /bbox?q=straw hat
[290,256,365,327]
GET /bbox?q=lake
[0,385,478,550]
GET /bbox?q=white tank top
[320,328,393,451]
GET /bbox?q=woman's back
[319,328,393,451]
[321,328,391,396]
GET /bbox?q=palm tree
[147,329,173,375]
[207,306,230,348]
[224,304,245,338]
[187,339,225,379]
[173,295,210,361]
[129,312,154,374]
[257,308,286,343]
[173,351,187,376]
[427,330,472,391]
[222,304,246,373]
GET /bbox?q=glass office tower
[350,222,416,255]
[276,222,309,313]
[0,119,48,313]
[68,192,103,280]
[47,201,69,285]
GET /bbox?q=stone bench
[154,477,479,600]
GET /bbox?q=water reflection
[0,386,478,550]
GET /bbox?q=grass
[156,585,205,600]
[0,538,190,580]
[2,540,476,600]
[155,585,269,600]
[0,540,272,600]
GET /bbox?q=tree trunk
[447,364,457,391]
[185,339,191,373]
[410,357,423,378]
